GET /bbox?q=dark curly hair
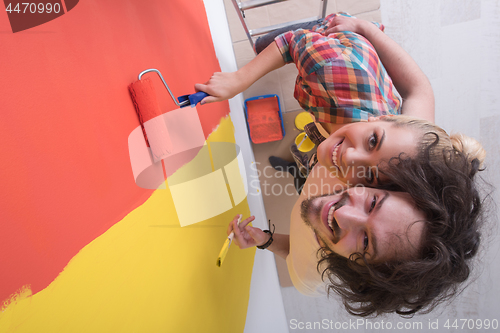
[318,133,487,317]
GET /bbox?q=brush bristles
[216,239,231,267]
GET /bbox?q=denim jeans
[254,19,323,54]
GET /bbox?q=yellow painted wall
[0,117,255,333]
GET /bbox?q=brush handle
[297,134,308,149]
[227,214,242,242]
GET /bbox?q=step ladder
[231,0,328,53]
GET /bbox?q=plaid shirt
[275,13,402,124]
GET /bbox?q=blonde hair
[450,133,486,168]
[381,115,486,168]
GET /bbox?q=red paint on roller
[129,77,173,162]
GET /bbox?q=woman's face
[316,119,418,185]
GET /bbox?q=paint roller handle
[188,91,209,106]
[177,91,210,107]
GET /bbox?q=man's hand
[227,215,270,249]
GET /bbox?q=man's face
[300,187,425,262]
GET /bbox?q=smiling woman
[196,11,486,190]
[316,116,419,185]
[315,114,487,186]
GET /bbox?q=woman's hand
[325,14,435,122]
[323,15,368,36]
[194,71,246,105]
[227,215,270,249]
[195,42,286,105]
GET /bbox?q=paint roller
[128,68,208,163]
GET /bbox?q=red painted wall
[0,0,229,305]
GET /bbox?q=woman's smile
[316,119,418,185]
[330,138,344,169]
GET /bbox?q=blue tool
[177,91,209,107]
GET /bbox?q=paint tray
[244,94,285,144]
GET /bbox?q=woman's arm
[195,42,286,104]
[325,16,435,122]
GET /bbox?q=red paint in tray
[244,94,285,144]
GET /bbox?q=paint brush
[216,215,242,267]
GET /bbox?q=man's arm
[195,42,286,104]
[255,233,290,260]
[325,16,435,122]
[228,215,290,259]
